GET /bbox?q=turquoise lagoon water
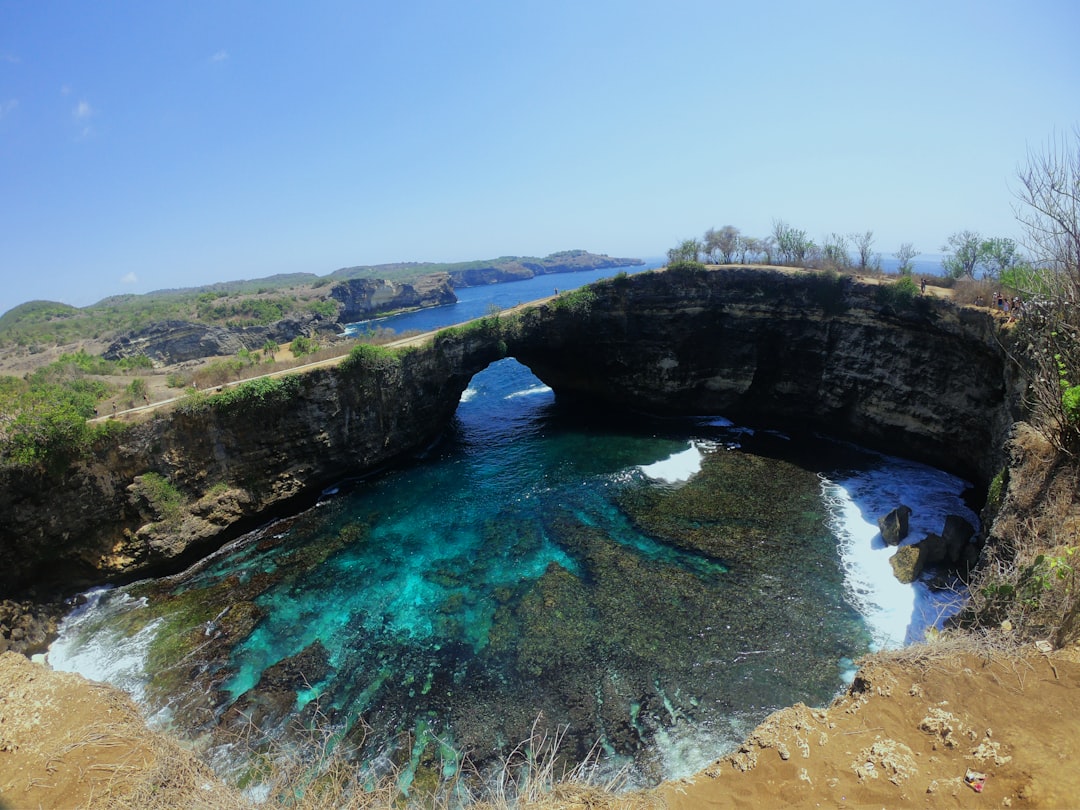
[49,266,979,787]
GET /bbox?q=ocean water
[343,261,659,337]
[49,264,979,791]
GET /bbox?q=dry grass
[948,277,996,306]
[61,711,662,810]
[958,423,1080,648]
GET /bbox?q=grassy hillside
[0,251,636,351]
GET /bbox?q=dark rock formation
[0,599,62,655]
[330,273,456,323]
[104,314,340,365]
[509,267,1018,484]
[0,326,505,594]
[878,506,913,546]
[0,267,1020,596]
[890,545,924,584]
[889,513,981,584]
[941,515,976,560]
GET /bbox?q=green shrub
[666,260,707,275]
[178,375,304,417]
[125,378,149,406]
[875,275,925,311]
[0,370,114,467]
[308,300,338,318]
[340,343,400,372]
[549,287,597,316]
[289,335,320,358]
[133,472,184,525]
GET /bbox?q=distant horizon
[0,250,969,319]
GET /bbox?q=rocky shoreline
[0,598,64,657]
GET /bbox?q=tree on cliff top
[941,231,983,278]
[772,220,815,267]
[666,238,703,266]
[1010,128,1080,451]
[704,226,741,264]
[1015,127,1080,291]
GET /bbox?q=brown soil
[658,642,1080,810]
[0,651,244,809]
[3,642,1080,809]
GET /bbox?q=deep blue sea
[343,260,662,337]
[50,261,976,791]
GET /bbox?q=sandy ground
[0,651,244,809]
[2,642,1079,809]
[658,643,1080,810]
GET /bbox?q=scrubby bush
[132,472,184,525]
[290,336,320,358]
[875,275,919,307]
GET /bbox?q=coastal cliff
[511,266,1016,484]
[0,267,1016,596]
[329,273,457,322]
[445,251,645,287]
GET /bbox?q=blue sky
[1,1,1078,317]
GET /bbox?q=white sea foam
[459,387,477,403]
[638,441,703,484]
[504,384,552,400]
[48,587,162,704]
[823,456,976,649]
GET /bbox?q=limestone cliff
[0,326,504,594]
[508,267,1016,484]
[103,314,340,365]
[330,273,456,323]
[0,267,1017,596]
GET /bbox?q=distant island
[0,251,644,362]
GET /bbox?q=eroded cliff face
[0,268,1017,596]
[104,315,343,365]
[508,267,1016,484]
[0,327,503,594]
[330,273,456,322]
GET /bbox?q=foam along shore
[823,455,976,650]
[638,441,704,484]
[47,587,160,706]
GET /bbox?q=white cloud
[0,99,17,119]
[60,84,72,96]
[1,53,19,64]
[121,272,138,285]
[210,49,229,63]
[71,99,95,138]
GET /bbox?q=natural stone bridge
[0,266,1018,595]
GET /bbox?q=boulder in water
[889,544,926,584]
[941,515,976,564]
[878,505,912,546]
